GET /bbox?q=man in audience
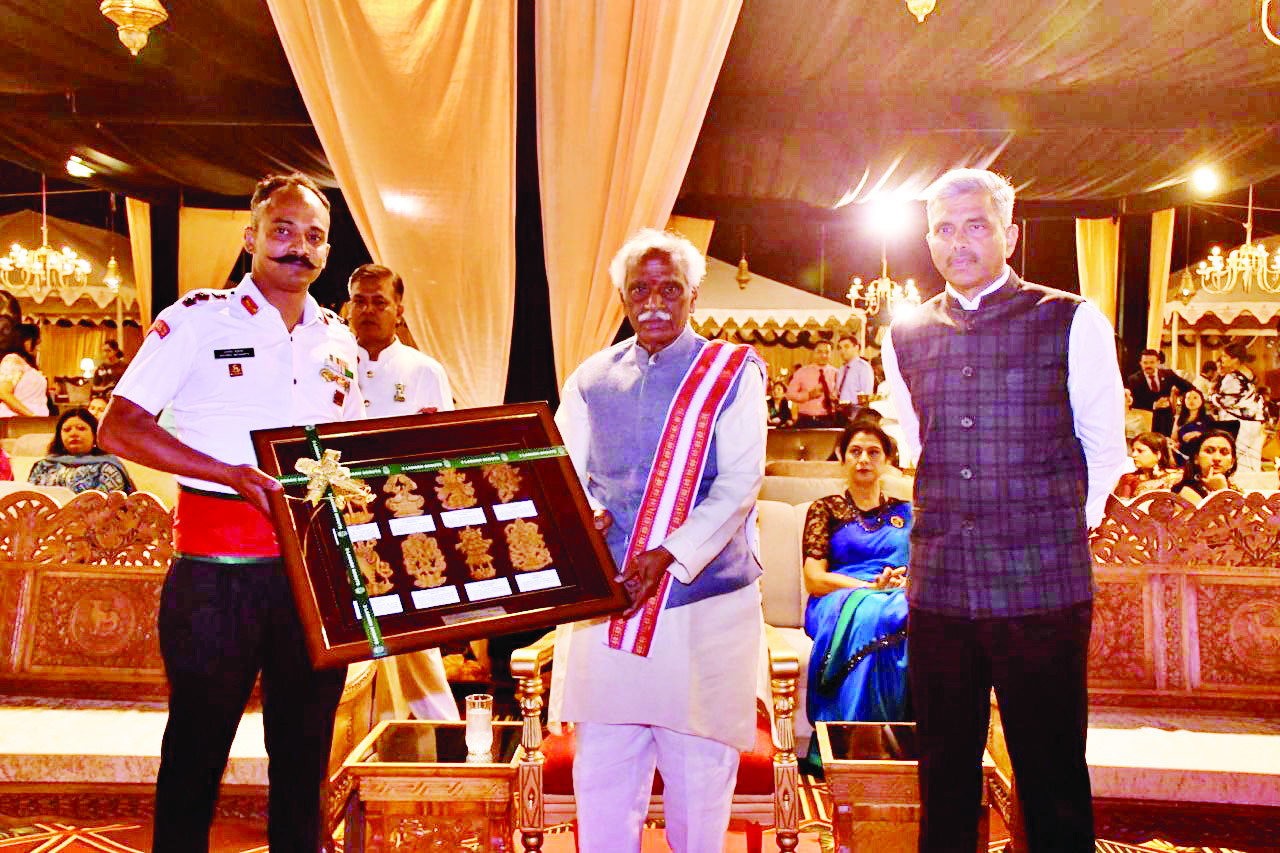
[347,262,459,722]
[100,172,363,852]
[836,335,875,408]
[92,339,128,397]
[1125,348,1191,413]
[884,168,1128,853]
[786,339,839,427]
[553,228,766,852]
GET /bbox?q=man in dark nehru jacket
[882,168,1129,852]
[100,172,364,852]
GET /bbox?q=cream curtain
[537,0,743,384]
[266,0,515,407]
[1147,208,1175,349]
[178,208,250,297]
[125,198,152,328]
[1075,217,1120,326]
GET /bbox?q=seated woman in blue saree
[801,421,909,769]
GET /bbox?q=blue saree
[803,494,910,767]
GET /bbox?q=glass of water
[465,693,494,756]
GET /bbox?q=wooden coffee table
[818,721,994,853]
[340,720,523,852]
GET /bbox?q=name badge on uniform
[214,348,255,359]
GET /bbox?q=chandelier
[0,175,92,297]
[905,0,937,23]
[100,0,168,56]
[846,234,919,316]
[1191,184,1280,295]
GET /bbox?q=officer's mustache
[270,253,317,268]
[637,309,672,322]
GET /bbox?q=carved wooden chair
[510,624,801,852]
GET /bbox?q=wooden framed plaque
[252,402,626,669]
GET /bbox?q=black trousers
[153,557,346,853]
[907,602,1094,853]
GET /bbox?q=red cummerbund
[174,487,280,559]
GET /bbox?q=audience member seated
[1123,388,1151,440]
[27,407,134,494]
[0,323,48,418]
[1113,431,1180,498]
[1175,387,1234,462]
[767,380,795,427]
[87,394,109,421]
[800,421,909,770]
[1173,429,1237,502]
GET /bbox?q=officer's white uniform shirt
[113,275,366,494]
[358,339,453,415]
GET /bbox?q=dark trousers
[908,603,1094,853]
[153,557,347,853]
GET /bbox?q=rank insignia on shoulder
[228,363,243,377]
[241,295,260,315]
[149,319,170,339]
[182,295,198,307]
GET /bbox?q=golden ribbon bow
[294,449,373,509]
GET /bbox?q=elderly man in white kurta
[551,229,767,853]
[348,263,459,723]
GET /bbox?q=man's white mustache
[638,309,672,322]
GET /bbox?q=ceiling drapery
[681,0,1280,206]
[0,1,1278,208]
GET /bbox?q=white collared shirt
[358,338,453,418]
[113,275,366,493]
[881,266,1130,527]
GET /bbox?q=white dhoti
[574,722,739,853]
[374,648,459,721]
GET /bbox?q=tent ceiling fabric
[2,1,1279,205]
[682,0,1280,206]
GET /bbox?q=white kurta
[361,339,459,722]
[357,339,453,414]
[550,342,767,752]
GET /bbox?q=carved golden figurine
[434,468,477,509]
[295,449,373,510]
[504,518,552,571]
[353,540,395,595]
[342,492,374,526]
[403,533,448,588]
[455,526,496,580]
[383,473,426,518]
[482,462,523,503]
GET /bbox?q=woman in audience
[801,421,909,768]
[1175,388,1221,461]
[28,408,134,494]
[0,324,48,417]
[1113,432,1180,498]
[767,380,795,427]
[1173,429,1237,502]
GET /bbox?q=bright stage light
[1191,167,1220,195]
[867,199,913,239]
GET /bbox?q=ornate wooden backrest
[1087,490,1280,714]
[0,489,173,700]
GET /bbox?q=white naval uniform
[114,275,366,488]
[551,347,767,853]
[359,338,459,723]
[358,338,453,415]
